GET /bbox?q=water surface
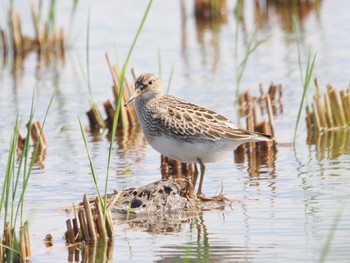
[0,0,349,262]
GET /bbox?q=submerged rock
[111,178,195,215]
[108,178,230,233]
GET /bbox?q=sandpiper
[124,73,272,196]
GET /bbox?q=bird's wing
[154,95,267,141]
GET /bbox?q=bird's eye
[148,80,153,85]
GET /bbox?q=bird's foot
[196,193,226,202]
[196,184,226,202]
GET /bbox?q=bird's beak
[124,92,139,106]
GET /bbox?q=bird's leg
[196,159,205,196]
[192,164,199,192]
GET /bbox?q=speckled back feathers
[130,73,272,144]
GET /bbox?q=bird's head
[124,73,162,106]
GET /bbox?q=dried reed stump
[235,85,278,175]
[103,99,115,129]
[7,4,66,56]
[86,63,139,133]
[194,0,227,21]
[17,120,48,158]
[306,80,350,132]
[86,103,106,132]
[65,194,114,247]
[29,120,48,149]
[0,221,31,262]
[239,82,283,117]
[106,54,139,128]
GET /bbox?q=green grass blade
[234,0,242,61]
[16,100,35,225]
[86,4,92,105]
[292,13,317,143]
[104,0,153,212]
[38,0,43,21]
[11,115,24,202]
[166,61,175,94]
[318,206,344,263]
[48,0,57,33]
[0,92,53,257]
[10,90,36,228]
[124,202,132,231]
[11,115,24,226]
[76,56,89,90]
[293,15,304,84]
[1,127,16,225]
[0,243,19,253]
[68,0,79,39]
[235,30,270,98]
[15,95,54,225]
[78,116,103,202]
[158,47,162,79]
[293,51,316,143]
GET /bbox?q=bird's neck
[140,91,163,103]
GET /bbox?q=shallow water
[0,0,349,262]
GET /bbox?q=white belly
[148,135,231,164]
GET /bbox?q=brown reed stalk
[106,190,123,209]
[317,95,328,129]
[268,82,277,101]
[66,194,115,246]
[240,83,283,119]
[246,106,254,132]
[114,67,138,125]
[19,226,26,261]
[131,67,138,80]
[327,84,346,127]
[78,209,89,241]
[323,92,333,129]
[0,237,3,260]
[58,28,65,55]
[29,120,48,149]
[4,222,11,248]
[194,0,227,21]
[305,105,313,130]
[235,86,276,172]
[17,133,26,150]
[11,10,23,54]
[24,222,31,260]
[105,209,115,238]
[65,219,75,244]
[312,96,322,131]
[30,0,42,48]
[103,100,115,128]
[0,29,7,53]
[94,196,108,241]
[278,84,284,113]
[265,94,275,136]
[306,84,350,132]
[105,53,138,128]
[105,53,128,127]
[6,2,66,59]
[1,221,31,262]
[83,194,97,242]
[341,89,350,124]
[86,103,106,131]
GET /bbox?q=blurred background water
[0,0,349,262]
